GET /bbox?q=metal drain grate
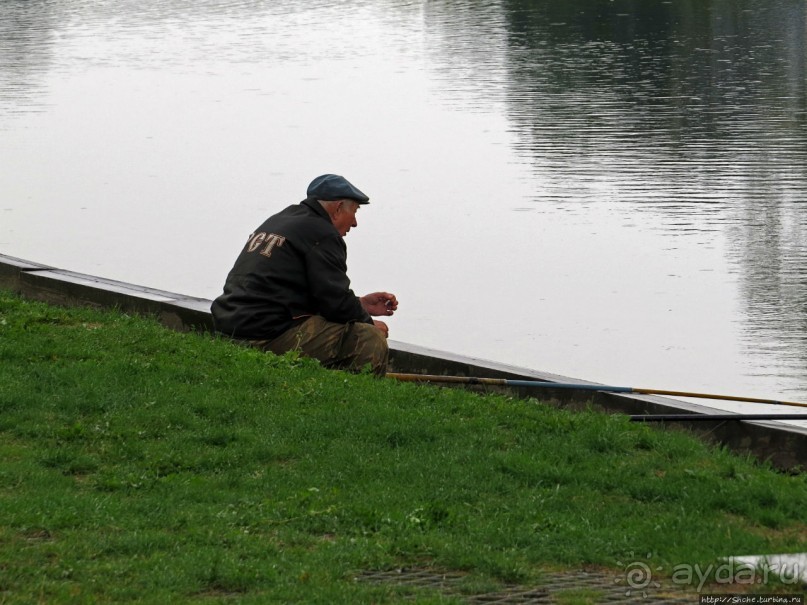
[355,568,696,603]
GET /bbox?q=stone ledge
[2,256,214,333]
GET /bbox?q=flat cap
[307,174,370,204]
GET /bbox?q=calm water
[1,0,806,416]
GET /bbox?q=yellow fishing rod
[386,373,807,410]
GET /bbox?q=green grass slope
[1,290,805,603]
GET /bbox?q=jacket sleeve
[305,235,373,325]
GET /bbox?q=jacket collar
[301,197,342,238]
[301,196,332,222]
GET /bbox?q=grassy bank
[0,290,805,603]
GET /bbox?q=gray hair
[318,199,358,211]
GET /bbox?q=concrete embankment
[2,252,805,471]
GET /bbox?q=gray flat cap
[306,174,370,204]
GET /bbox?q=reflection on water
[0,0,56,117]
[494,0,807,400]
[0,0,806,410]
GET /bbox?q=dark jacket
[211,198,372,339]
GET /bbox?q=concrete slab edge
[2,252,805,471]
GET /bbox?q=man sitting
[211,174,398,375]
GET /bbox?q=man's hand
[361,292,398,317]
[373,319,389,338]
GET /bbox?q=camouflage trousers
[248,316,389,376]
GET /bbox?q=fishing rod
[630,414,807,423]
[386,373,807,410]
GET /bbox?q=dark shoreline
[2,252,805,471]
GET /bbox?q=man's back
[211,198,369,340]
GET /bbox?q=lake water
[1,0,806,418]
